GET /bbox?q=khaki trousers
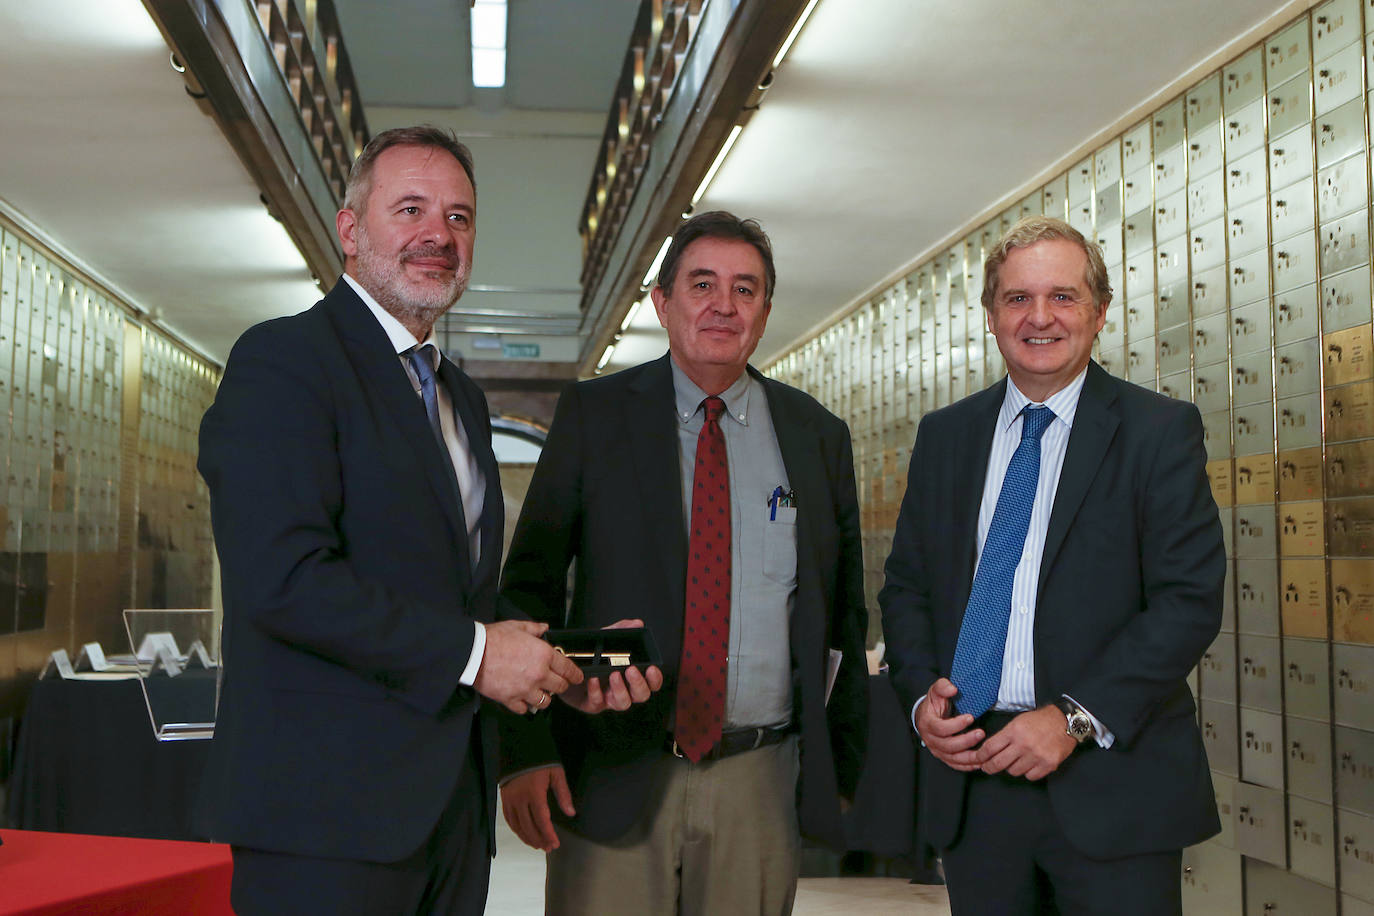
[545,736,801,916]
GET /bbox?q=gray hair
[343,125,475,216]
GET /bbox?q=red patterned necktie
[673,396,731,762]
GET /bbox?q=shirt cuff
[459,621,486,687]
[497,763,561,788]
[1064,693,1115,749]
[911,695,927,747]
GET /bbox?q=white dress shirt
[976,368,1113,746]
[344,273,487,686]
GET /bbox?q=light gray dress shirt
[671,359,794,730]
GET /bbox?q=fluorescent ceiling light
[692,125,742,205]
[772,0,821,69]
[471,0,507,88]
[619,296,646,332]
[472,48,506,88]
[597,344,615,372]
[471,1,506,45]
[642,236,673,287]
[88,0,168,50]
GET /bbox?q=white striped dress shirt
[975,368,1112,746]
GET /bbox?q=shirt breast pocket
[764,507,798,585]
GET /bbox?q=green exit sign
[502,342,540,359]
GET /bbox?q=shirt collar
[998,365,1088,433]
[670,357,753,426]
[344,273,441,366]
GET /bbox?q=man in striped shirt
[880,216,1224,915]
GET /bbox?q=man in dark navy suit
[197,125,581,915]
[498,212,869,915]
[880,217,1224,914]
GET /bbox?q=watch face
[1068,713,1092,741]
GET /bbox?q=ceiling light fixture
[471,0,507,88]
[642,236,673,288]
[596,344,615,373]
[691,124,742,206]
[772,0,821,69]
[620,297,644,332]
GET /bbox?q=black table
[6,671,216,840]
[8,668,924,857]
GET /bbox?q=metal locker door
[1334,643,1374,730]
[1203,698,1241,777]
[1324,265,1373,332]
[1234,779,1288,866]
[1244,856,1338,914]
[1239,633,1284,709]
[1288,713,1336,803]
[1181,840,1243,915]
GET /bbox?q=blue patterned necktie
[407,345,479,569]
[950,405,1055,719]
[407,345,449,454]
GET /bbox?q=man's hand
[501,765,574,852]
[557,619,664,713]
[914,677,984,772]
[475,620,583,714]
[976,705,1077,780]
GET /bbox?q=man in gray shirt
[498,211,869,915]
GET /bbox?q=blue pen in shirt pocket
[765,485,797,582]
[767,485,798,523]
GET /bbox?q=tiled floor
[484,820,952,915]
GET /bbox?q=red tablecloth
[0,829,233,915]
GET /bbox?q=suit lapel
[1037,362,1120,594]
[326,283,473,581]
[954,381,1006,604]
[627,356,688,646]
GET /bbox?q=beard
[352,222,471,328]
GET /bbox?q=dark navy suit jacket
[498,353,869,850]
[196,279,502,862]
[880,361,1224,857]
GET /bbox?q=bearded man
[196,125,581,915]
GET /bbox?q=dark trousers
[230,744,490,916]
[941,770,1181,916]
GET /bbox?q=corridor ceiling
[0,0,1301,368]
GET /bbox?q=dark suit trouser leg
[941,773,1181,916]
[230,741,490,916]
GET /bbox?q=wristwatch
[1054,697,1094,743]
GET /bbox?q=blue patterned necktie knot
[1020,404,1053,442]
[407,345,445,446]
[949,405,1055,719]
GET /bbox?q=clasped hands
[915,677,1077,782]
[474,618,664,716]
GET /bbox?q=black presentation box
[544,626,662,679]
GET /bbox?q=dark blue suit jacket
[498,354,869,850]
[880,361,1224,858]
[196,279,502,862]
